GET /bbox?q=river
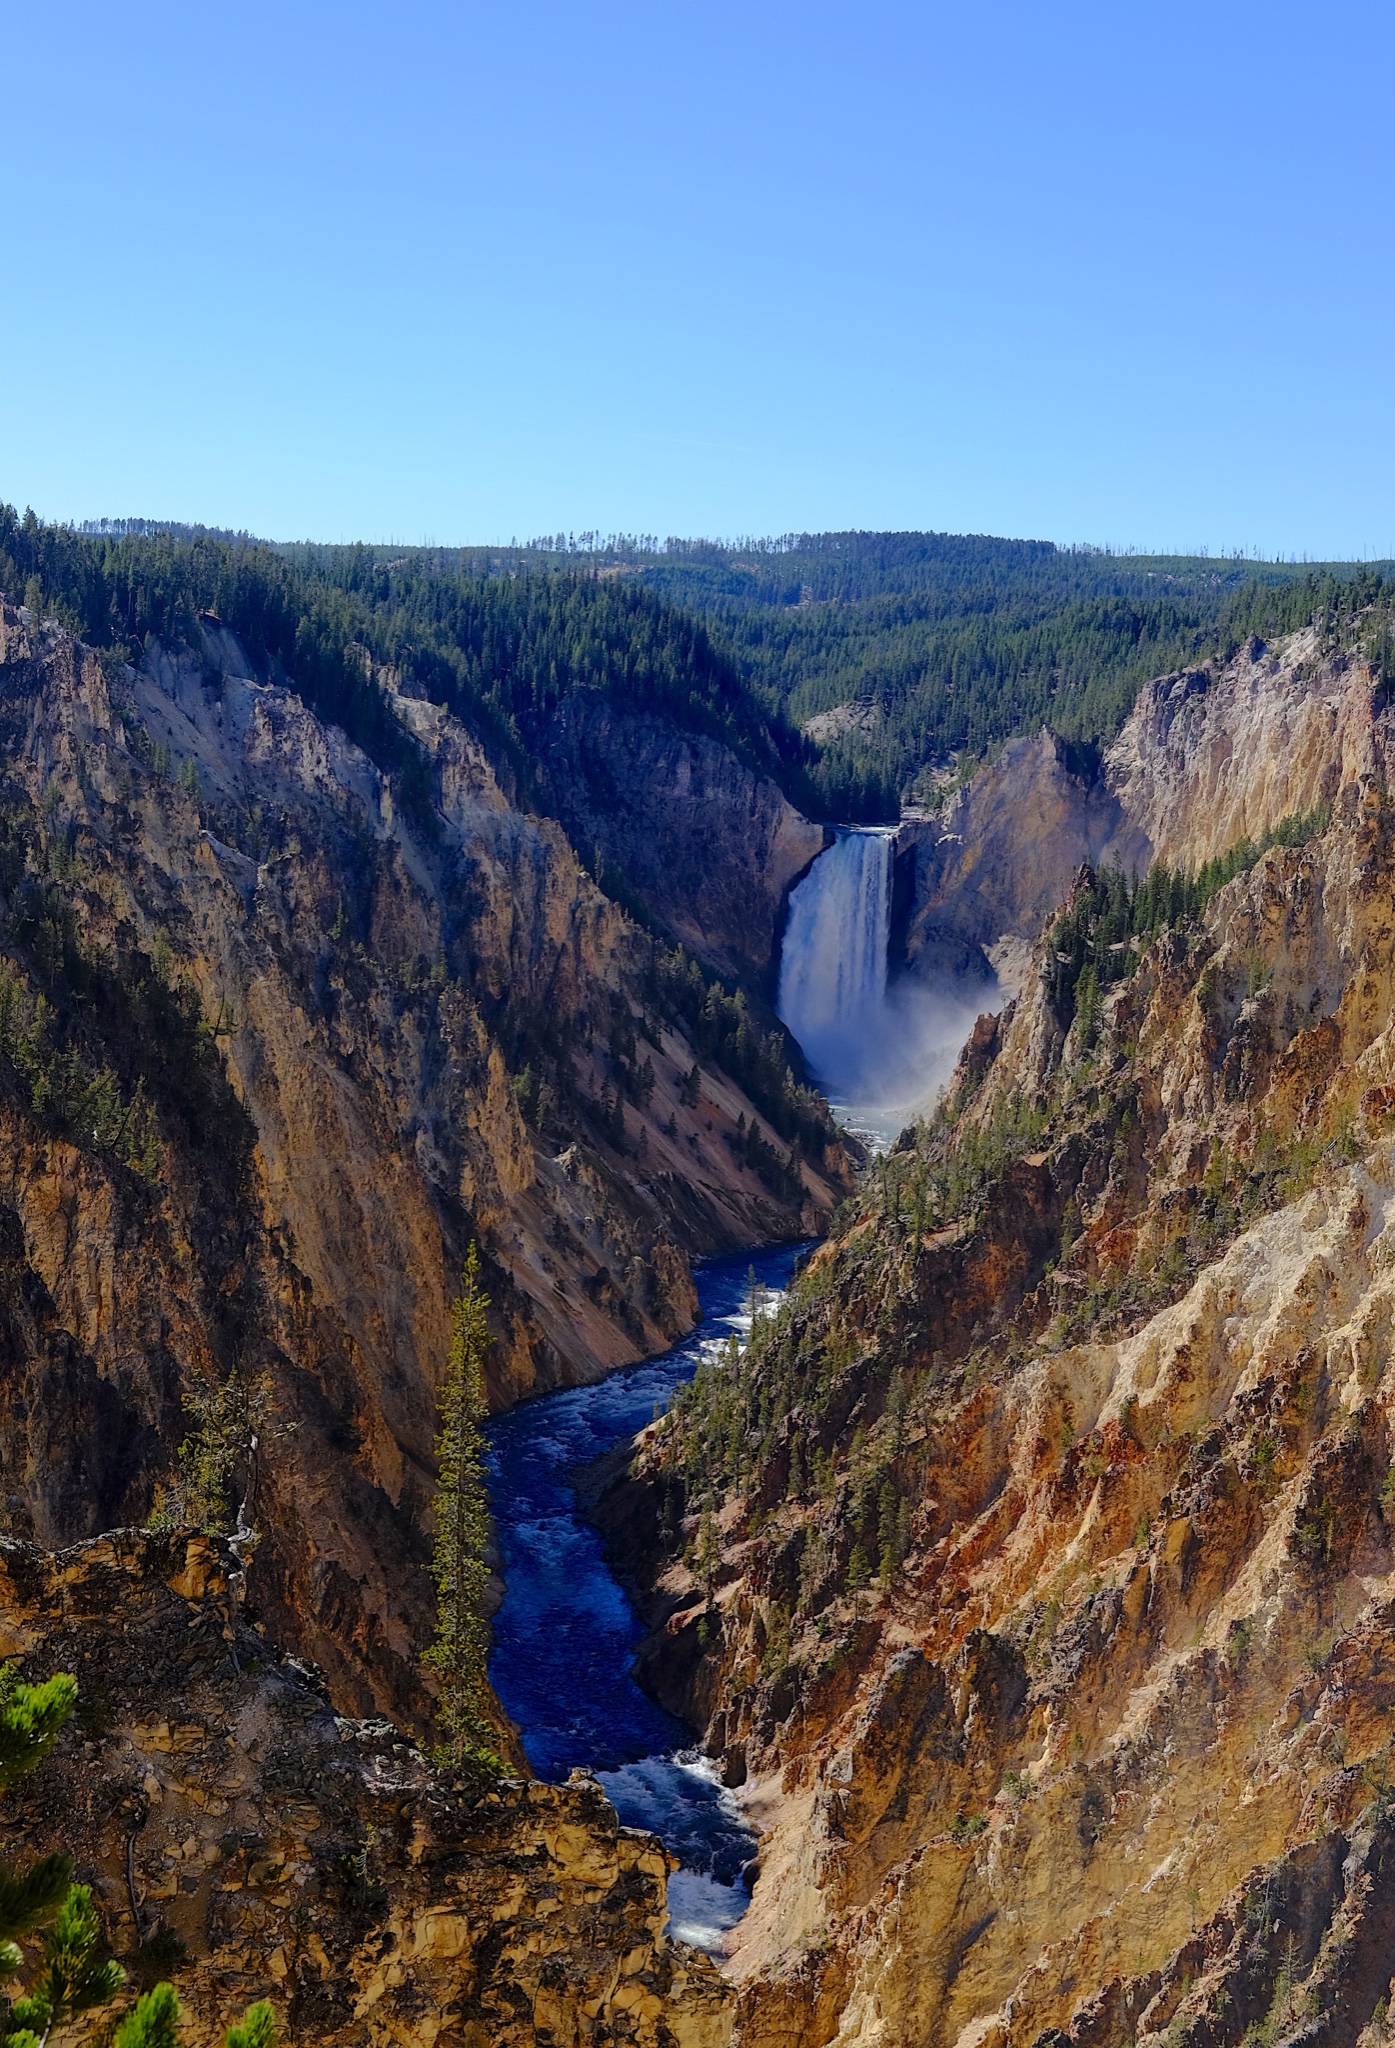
[485,1242,807,1952]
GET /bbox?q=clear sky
[6,0,1392,555]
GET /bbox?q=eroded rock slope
[0,598,847,1726]
[609,622,1395,2047]
[529,694,827,986]
[896,627,1371,993]
[0,1526,732,2048]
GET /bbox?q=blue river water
[486,1243,807,1951]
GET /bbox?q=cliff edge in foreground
[0,1525,732,2048]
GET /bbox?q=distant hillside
[298,528,1395,822]
[0,511,808,817]
[18,511,1395,824]
[629,532,1395,818]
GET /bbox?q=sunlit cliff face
[610,626,1395,2048]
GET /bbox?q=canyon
[601,624,1395,2048]
[4,568,1395,2048]
[0,597,848,1734]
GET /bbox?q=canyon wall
[531,695,828,985]
[1108,627,1372,871]
[0,600,847,1728]
[894,730,1138,994]
[609,628,1395,2047]
[894,626,1373,993]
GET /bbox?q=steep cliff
[0,597,848,1729]
[894,731,1138,994]
[530,696,827,985]
[608,626,1395,2046]
[1106,627,1373,872]
[0,1525,732,2047]
[893,628,1373,997]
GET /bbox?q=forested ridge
[10,509,1394,825]
[630,532,1395,817]
[0,508,842,1172]
[0,509,811,820]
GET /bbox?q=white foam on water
[778,825,1001,1148]
[597,1750,756,1952]
[665,1868,750,1952]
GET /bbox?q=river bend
[486,1244,805,1951]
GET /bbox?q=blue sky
[6,0,1392,554]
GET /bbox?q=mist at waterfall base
[486,1246,805,1953]
[778,828,999,1146]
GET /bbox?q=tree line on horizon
[2,508,1390,826]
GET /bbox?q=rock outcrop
[894,730,1139,994]
[1107,627,1372,871]
[0,1525,732,2047]
[607,625,1395,2046]
[893,628,1373,996]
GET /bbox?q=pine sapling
[224,1998,276,2048]
[424,1245,500,1780]
[8,1884,125,2046]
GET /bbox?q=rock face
[893,628,1371,994]
[894,730,1139,994]
[531,697,828,986]
[608,625,1395,2047]
[1107,627,1372,871]
[0,600,848,1728]
[1,1526,732,2048]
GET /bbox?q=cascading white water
[777,828,894,1070]
[777,824,998,1143]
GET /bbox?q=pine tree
[113,1984,276,2048]
[0,1669,89,2048]
[692,1506,720,1599]
[0,1669,76,1791]
[424,1246,499,1778]
[6,1882,125,2043]
[224,1998,276,2048]
[112,1983,181,2048]
[1074,964,1102,1052]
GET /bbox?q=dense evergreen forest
[0,510,812,820]
[12,510,1395,825]
[627,533,1395,817]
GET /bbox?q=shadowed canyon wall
[528,694,828,986]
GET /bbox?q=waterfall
[777,825,996,1140]
[777,828,894,1079]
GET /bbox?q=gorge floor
[485,1244,808,1954]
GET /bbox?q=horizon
[39,515,1395,572]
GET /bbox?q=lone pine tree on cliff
[425,1244,500,1778]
